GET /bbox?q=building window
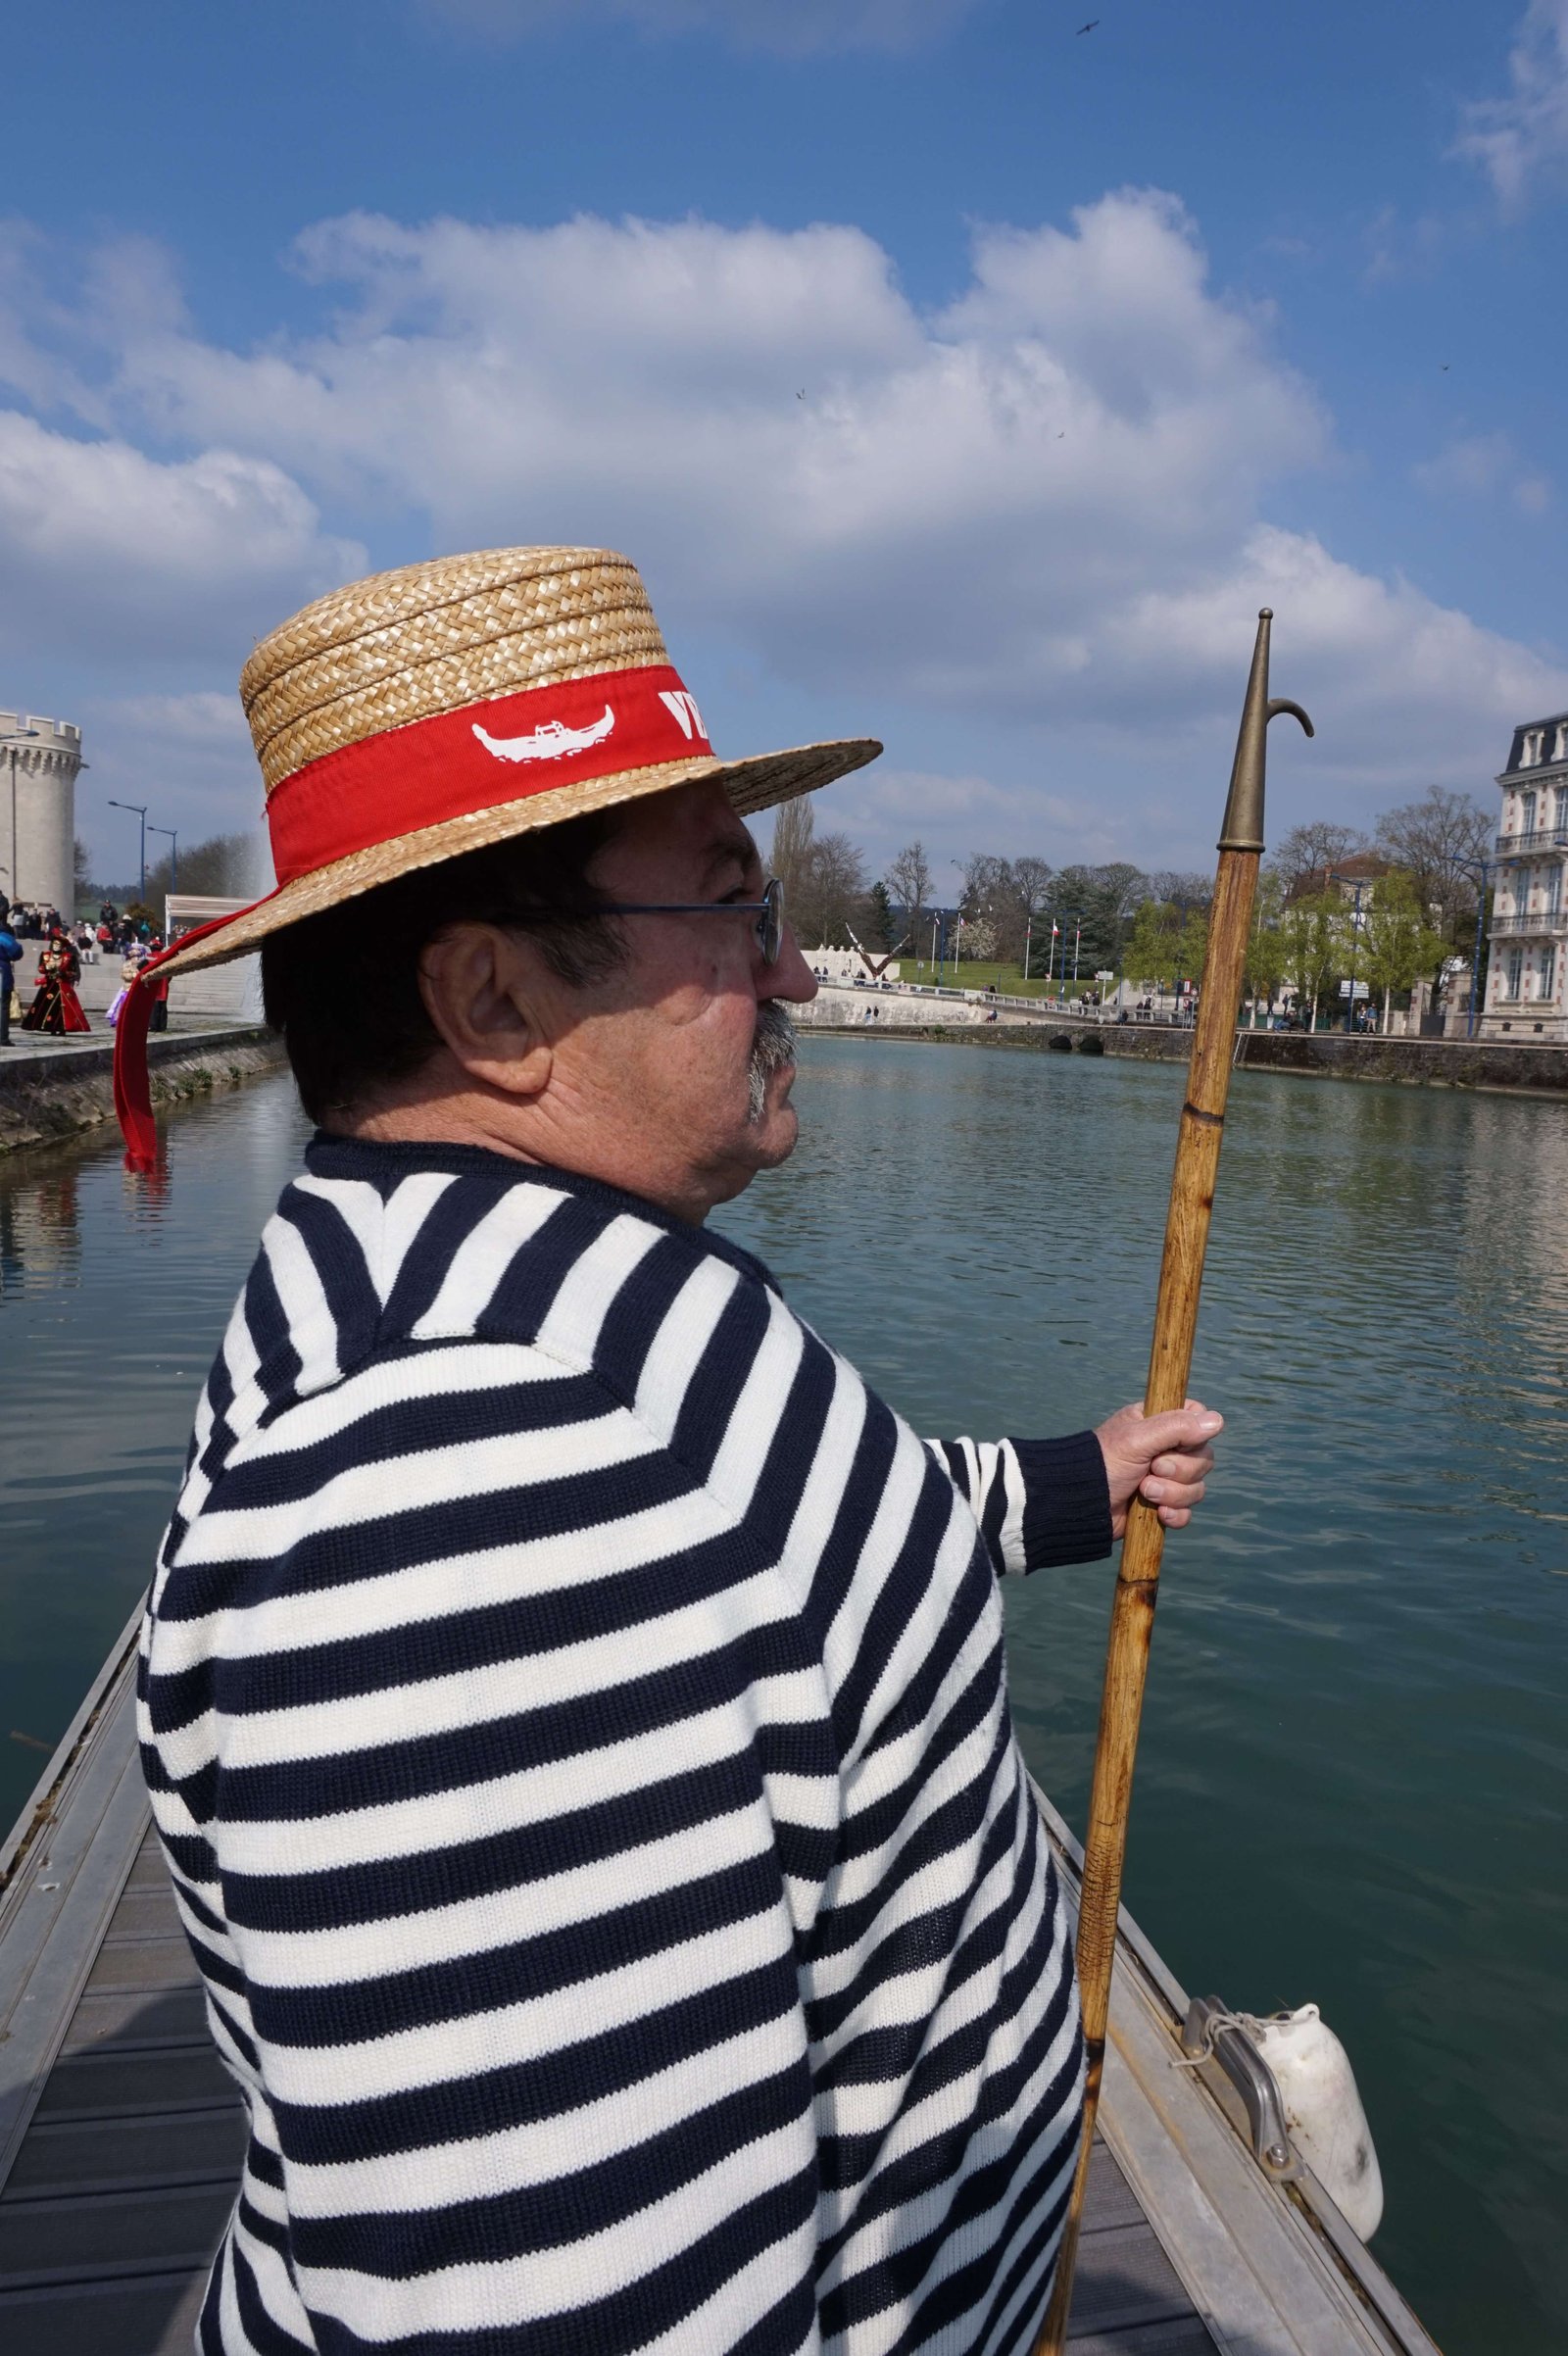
[1506,947,1525,998]
[1542,946,1557,1000]
[1522,728,1544,765]
[1548,867,1563,915]
[1555,722,1568,762]
[1521,790,1538,836]
[1555,784,1568,831]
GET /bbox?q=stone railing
[1490,909,1568,935]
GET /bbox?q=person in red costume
[21,925,91,1034]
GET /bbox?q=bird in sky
[1077,18,1100,31]
[797,388,806,400]
[1440,364,1449,371]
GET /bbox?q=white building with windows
[1484,711,1568,1042]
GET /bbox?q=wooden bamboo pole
[1033,610,1311,2356]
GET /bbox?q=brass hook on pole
[1032,612,1312,2356]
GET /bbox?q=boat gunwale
[1031,1780,1443,2356]
[0,1593,147,1901]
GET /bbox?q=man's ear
[416,925,554,1100]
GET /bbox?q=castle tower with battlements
[0,712,83,920]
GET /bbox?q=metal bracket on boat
[1180,1996,1298,2181]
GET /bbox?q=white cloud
[0,412,363,660]
[7,192,1565,876]
[1454,1,1568,210]
[103,194,1328,719]
[1411,431,1552,514]
[421,0,977,56]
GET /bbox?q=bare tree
[1012,856,1054,931]
[769,798,816,919]
[1144,870,1214,910]
[886,841,935,957]
[1265,821,1368,893]
[1374,786,1493,942]
[797,830,867,947]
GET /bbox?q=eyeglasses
[594,874,786,966]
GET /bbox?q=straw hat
[157,544,882,978]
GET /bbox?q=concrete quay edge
[804,1019,1568,1101]
[0,1022,287,1153]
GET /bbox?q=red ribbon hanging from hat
[113,915,258,1170]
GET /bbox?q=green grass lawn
[896,958,1104,1000]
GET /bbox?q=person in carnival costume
[22,923,91,1034]
[119,548,1222,2356]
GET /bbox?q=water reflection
[0,1162,83,1291]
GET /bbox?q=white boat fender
[1250,2004,1384,2241]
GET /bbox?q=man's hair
[262,809,629,1124]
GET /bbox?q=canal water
[1,1042,1563,2353]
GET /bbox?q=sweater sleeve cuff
[1011,1431,1113,1569]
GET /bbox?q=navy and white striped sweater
[139,1135,1112,2355]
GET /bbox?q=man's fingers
[1150,1449,1214,1482]
[1141,1473,1206,1506]
[1142,1404,1222,1451]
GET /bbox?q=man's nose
[765,924,817,1006]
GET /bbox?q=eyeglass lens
[760,878,784,965]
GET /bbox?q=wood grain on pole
[1031,615,1310,2356]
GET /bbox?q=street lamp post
[1325,869,1368,1032]
[149,824,178,903]
[108,800,149,908]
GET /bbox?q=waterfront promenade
[796,981,1568,1097]
[0,1015,284,1153]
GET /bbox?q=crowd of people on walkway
[0,895,171,1043]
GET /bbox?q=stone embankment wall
[795,986,1053,1032]
[0,1026,287,1153]
[806,1006,1568,1100]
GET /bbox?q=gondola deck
[0,1610,1440,2355]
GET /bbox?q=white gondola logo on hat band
[472,707,616,763]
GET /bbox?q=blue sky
[3,0,1566,891]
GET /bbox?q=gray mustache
[748,1002,797,1122]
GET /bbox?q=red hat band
[266,663,713,885]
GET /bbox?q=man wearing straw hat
[124,548,1220,2356]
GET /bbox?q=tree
[143,829,260,910]
[1244,871,1288,1023]
[769,798,816,920]
[1277,892,1342,1028]
[1359,870,1450,1032]
[74,836,90,907]
[863,878,896,952]
[886,840,935,964]
[1266,820,1369,894]
[1012,857,1054,957]
[1176,906,1209,990]
[1144,870,1213,911]
[797,830,866,947]
[1035,863,1143,977]
[1124,900,1183,990]
[956,917,999,962]
[1124,899,1207,996]
[1374,786,1492,945]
